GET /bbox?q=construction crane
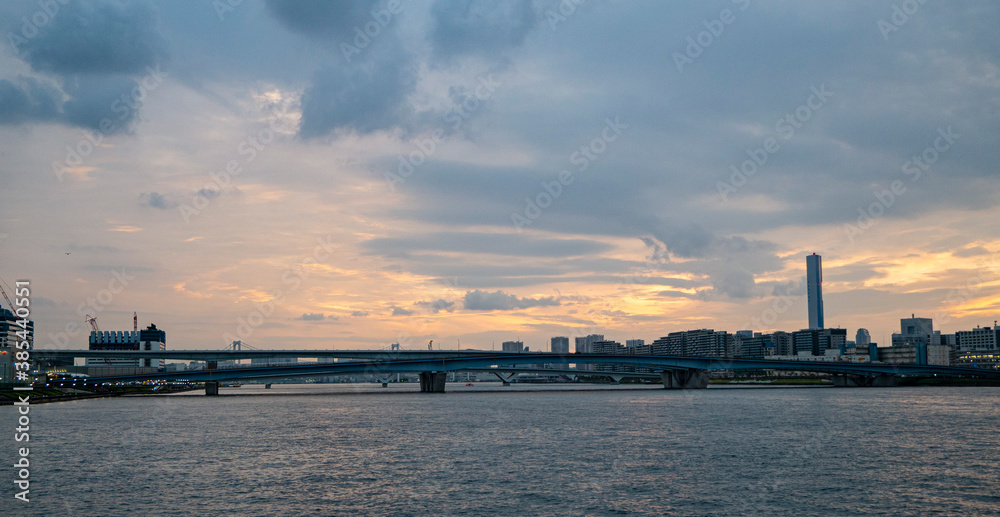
[0,282,14,315]
[85,315,111,365]
[428,339,433,350]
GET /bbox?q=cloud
[266,0,382,41]
[297,41,418,138]
[60,76,144,133]
[953,246,991,258]
[362,232,612,258]
[0,77,62,125]
[390,305,414,316]
[416,299,455,314]
[463,289,559,311]
[139,192,182,210]
[429,0,537,64]
[14,0,166,76]
[351,310,369,317]
[299,313,326,321]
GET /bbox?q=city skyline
[2,1,999,352]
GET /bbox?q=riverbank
[0,384,201,405]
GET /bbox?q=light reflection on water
[4,384,999,516]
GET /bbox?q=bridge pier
[206,361,218,370]
[661,369,708,389]
[419,371,447,393]
[204,381,220,395]
[492,372,515,386]
[831,374,898,387]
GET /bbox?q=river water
[3,383,999,516]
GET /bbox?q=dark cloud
[298,41,418,138]
[362,232,612,258]
[706,268,757,300]
[416,299,455,314]
[14,0,165,76]
[139,192,181,210]
[61,75,143,133]
[350,310,369,317]
[299,313,325,321]
[953,246,991,258]
[196,188,221,200]
[390,305,414,316]
[0,77,62,125]
[463,289,559,311]
[266,0,382,40]
[0,74,146,134]
[429,0,537,63]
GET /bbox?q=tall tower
[806,253,824,329]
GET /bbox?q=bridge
[32,349,1000,394]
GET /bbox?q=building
[650,329,730,358]
[856,328,871,346]
[574,334,604,371]
[574,334,604,354]
[501,340,524,353]
[0,308,33,384]
[0,307,33,349]
[733,330,754,358]
[792,328,847,356]
[806,253,824,329]
[550,336,569,354]
[769,331,793,356]
[548,336,570,369]
[954,324,1000,369]
[738,333,767,360]
[592,340,626,372]
[891,315,934,347]
[87,323,166,368]
[875,344,951,366]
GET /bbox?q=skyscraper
[806,253,824,329]
[856,328,871,346]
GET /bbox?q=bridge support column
[831,374,898,387]
[206,361,218,370]
[661,369,709,389]
[205,381,220,395]
[492,372,515,386]
[419,372,447,393]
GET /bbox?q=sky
[1,0,999,353]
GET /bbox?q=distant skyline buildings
[807,253,825,330]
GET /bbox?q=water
[3,384,999,516]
